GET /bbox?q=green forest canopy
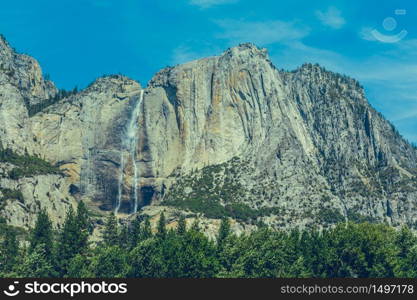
[0,203,416,278]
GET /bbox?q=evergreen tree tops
[55,201,91,276]
[29,209,53,259]
[1,204,417,278]
[0,225,18,273]
[103,212,119,247]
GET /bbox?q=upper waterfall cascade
[115,89,144,214]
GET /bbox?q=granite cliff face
[142,44,417,229]
[30,75,142,213]
[0,36,68,229]
[0,35,416,231]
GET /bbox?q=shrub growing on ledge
[0,188,24,203]
[0,188,24,210]
[162,197,282,223]
[0,146,61,179]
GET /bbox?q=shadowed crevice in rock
[140,186,154,208]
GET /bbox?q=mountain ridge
[0,36,416,233]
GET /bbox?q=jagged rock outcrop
[30,75,142,212]
[141,43,417,229]
[0,173,72,229]
[1,35,416,230]
[0,35,73,229]
[0,36,57,155]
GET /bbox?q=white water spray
[115,154,124,214]
[128,89,144,213]
[115,90,144,214]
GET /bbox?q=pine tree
[0,227,19,273]
[74,201,90,254]
[177,215,186,235]
[285,256,312,278]
[129,217,141,248]
[394,226,417,277]
[18,244,55,277]
[395,226,415,259]
[103,212,119,246]
[129,238,167,277]
[55,206,83,275]
[119,225,130,248]
[217,217,231,248]
[91,246,129,278]
[66,254,93,278]
[141,217,152,240]
[29,209,53,261]
[157,212,166,239]
[76,201,90,232]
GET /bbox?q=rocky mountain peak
[0,34,11,52]
[217,42,274,73]
[0,38,416,232]
[222,42,269,60]
[293,63,361,89]
[83,75,141,95]
[0,35,57,106]
[148,43,272,90]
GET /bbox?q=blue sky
[0,0,416,143]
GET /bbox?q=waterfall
[82,147,94,197]
[127,89,144,213]
[115,154,124,214]
[115,90,144,214]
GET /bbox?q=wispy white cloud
[214,19,310,46]
[315,7,345,29]
[275,41,346,72]
[171,46,204,65]
[171,44,220,65]
[189,0,238,9]
[392,38,417,55]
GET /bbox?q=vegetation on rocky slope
[0,144,61,179]
[0,188,24,210]
[26,87,78,117]
[162,158,282,223]
[0,145,62,212]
